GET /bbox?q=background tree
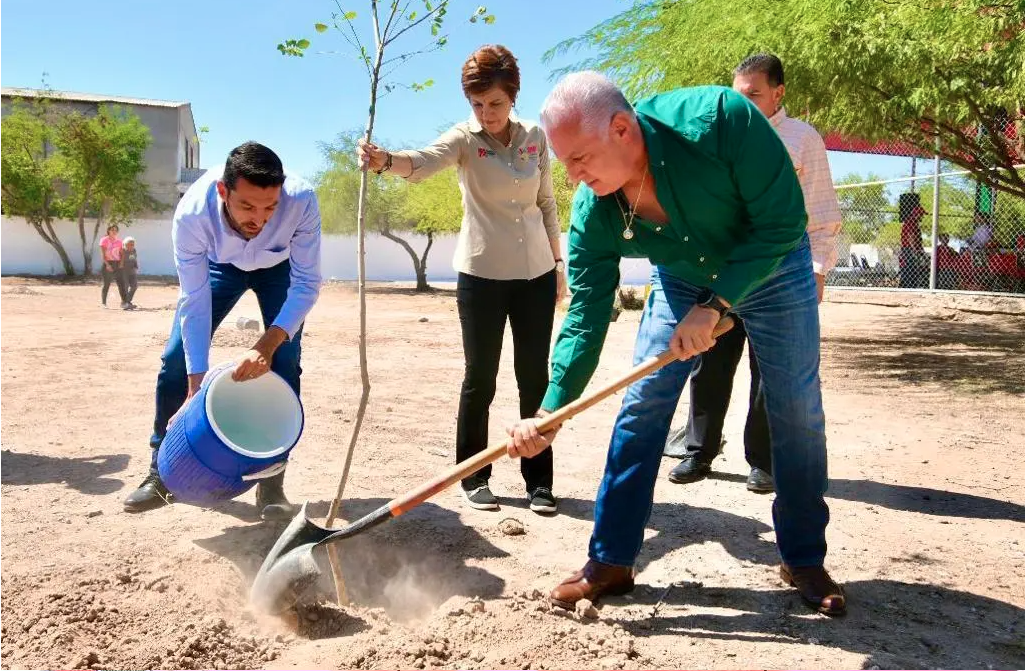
[54,105,157,275]
[316,130,460,291]
[835,173,891,245]
[280,0,493,606]
[551,158,575,232]
[400,168,463,289]
[1,98,76,275]
[546,0,1025,199]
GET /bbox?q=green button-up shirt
[541,85,807,411]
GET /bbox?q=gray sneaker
[462,485,499,510]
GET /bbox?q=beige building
[1,87,204,209]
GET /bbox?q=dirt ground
[1,277,1023,670]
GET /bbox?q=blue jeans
[148,259,304,471]
[590,238,829,568]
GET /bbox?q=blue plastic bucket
[157,363,304,504]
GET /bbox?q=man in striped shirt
[664,53,842,492]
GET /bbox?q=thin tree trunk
[379,227,431,291]
[33,219,76,275]
[417,231,434,292]
[87,201,109,277]
[324,10,386,608]
[76,183,95,276]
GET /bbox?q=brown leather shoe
[550,560,635,610]
[780,564,846,616]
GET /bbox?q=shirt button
[518,238,523,243]
[516,218,521,222]
[700,257,705,262]
[661,161,665,166]
[684,236,689,242]
[515,179,519,184]
[508,162,513,167]
[655,226,662,232]
[512,199,516,203]
[712,274,718,280]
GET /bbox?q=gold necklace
[615,167,647,241]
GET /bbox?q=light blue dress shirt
[172,168,322,374]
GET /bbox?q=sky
[1,0,915,183]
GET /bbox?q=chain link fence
[826,118,1024,295]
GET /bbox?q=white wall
[1,216,654,284]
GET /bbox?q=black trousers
[456,270,556,492]
[101,263,127,305]
[665,317,773,472]
[125,271,138,303]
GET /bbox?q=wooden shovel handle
[387,315,736,516]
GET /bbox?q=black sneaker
[123,473,173,512]
[255,480,297,521]
[528,487,558,514]
[462,485,499,510]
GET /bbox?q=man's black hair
[223,142,285,189]
[734,53,785,87]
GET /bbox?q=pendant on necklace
[622,228,635,240]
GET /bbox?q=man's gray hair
[539,71,633,135]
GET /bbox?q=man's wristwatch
[554,258,565,273]
[695,288,729,318]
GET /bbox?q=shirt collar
[467,111,522,140]
[637,112,668,175]
[768,106,788,129]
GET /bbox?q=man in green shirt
[506,71,845,616]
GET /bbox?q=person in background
[99,224,131,310]
[898,192,928,288]
[968,213,995,251]
[357,45,566,514]
[935,232,958,290]
[664,53,842,493]
[122,236,140,306]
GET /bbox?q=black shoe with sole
[528,487,558,514]
[123,473,173,512]
[255,478,297,521]
[746,466,774,493]
[667,456,713,484]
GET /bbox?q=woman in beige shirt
[358,44,566,514]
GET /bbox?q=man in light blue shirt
[124,142,322,519]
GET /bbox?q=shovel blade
[250,501,332,614]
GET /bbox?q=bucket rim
[204,366,304,460]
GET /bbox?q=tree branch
[372,0,382,48]
[384,1,446,46]
[335,0,372,77]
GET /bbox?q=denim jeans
[147,259,303,471]
[589,237,829,568]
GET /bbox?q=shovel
[249,315,735,614]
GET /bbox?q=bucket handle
[241,461,288,481]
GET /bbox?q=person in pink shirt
[99,224,131,309]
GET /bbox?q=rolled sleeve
[536,133,562,240]
[271,194,323,338]
[541,191,620,411]
[172,216,213,375]
[710,94,808,304]
[392,127,465,184]
[802,132,843,274]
